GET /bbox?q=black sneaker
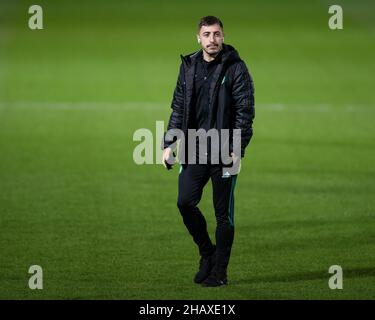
[193,249,216,284]
[201,268,228,287]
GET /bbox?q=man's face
[197,24,224,56]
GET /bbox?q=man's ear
[197,36,201,44]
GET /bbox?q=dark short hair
[198,16,223,31]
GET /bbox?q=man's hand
[230,152,241,175]
[231,152,239,164]
[163,147,176,169]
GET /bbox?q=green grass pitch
[0,0,374,299]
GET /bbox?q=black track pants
[177,164,238,270]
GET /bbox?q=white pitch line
[0,101,167,110]
[0,102,373,112]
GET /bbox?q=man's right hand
[162,147,175,169]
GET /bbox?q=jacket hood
[180,43,241,67]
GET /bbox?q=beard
[203,44,222,57]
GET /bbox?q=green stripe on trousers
[228,175,237,226]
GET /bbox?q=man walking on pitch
[162,16,255,287]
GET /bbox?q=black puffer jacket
[163,44,255,159]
